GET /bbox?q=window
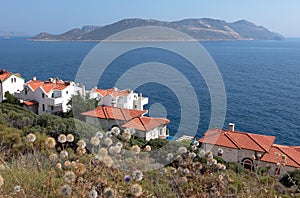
[25,89,28,95]
[66,91,68,94]
[14,78,16,82]
[11,78,13,83]
[51,106,54,111]
[134,105,138,109]
[42,104,45,111]
[42,93,45,98]
[275,167,281,175]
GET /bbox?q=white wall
[0,75,24,102]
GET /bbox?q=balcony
[45,97,64,106]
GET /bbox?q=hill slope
[31,18,283,42]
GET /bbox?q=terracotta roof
[121,117,170,132]
[92,88,131,97]
[81,106,147,121]
[23,100,39,106]
[199,128,275,152]
[261,144,300,168]
[27,80,68,93]
[0,70,23,82]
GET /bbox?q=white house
[0,69,25,102]
[199,123,300,177]
[89,87,149,110]
[121,116,170,141]
[16,77,84,115]
[81,105,147,130]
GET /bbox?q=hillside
[31,18,284,42]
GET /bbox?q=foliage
[280,169,300,191]
[3,91,20,105]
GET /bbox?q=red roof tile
[121,117,170,131]
[261,144,300,168]
[199,128,275,152]
[81,106,147,121]
[92,88,131,97]
[23,100,39,106]
[27,80,68,93]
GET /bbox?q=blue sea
[0,37,299,146]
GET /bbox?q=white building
[121,116,170,141]
[89,87,149,110]
[81,105,147,130]
[0,69,25,102]
[199,123,300,177]
[16,77,84,115]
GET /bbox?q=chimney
[32,76,37,81]
[229,123,235,132]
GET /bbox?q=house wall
[259,161,296,177]
[85,116,127,130]
[134,126,168,141]
[0,75,24,102]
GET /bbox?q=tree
[3,91,20,105]
[66,91,98,120]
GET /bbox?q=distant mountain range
[0,31,29,37]
[31,18,284,42]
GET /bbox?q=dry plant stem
[0,157,27,198]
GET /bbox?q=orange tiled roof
[27,80,67,93]
[81,106,147,121]
[23,100,39,106]
[0,72,12,81]
[93,88,131,97]
[121,117,170,132]
[261,144,300,168]
[199,128,275,152]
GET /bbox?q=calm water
[0,37,300,145]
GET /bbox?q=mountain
[31,18,283,42]
[0,31,29,37]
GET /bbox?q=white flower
[14,185,21,192]
[66,134,74,142]
[95,131,104,139]
[116,142,123,148]
[178,147,187,154]
[77,139,86,148]
[199,149,206,157]
[64,171,76,183]
[90,137,100,147]
[132,170,143,181]
[58,134,67,144]
[111,127,120,136]
[89,188,98,198]
[218,148,224,154]
[27,133,36,143]
[106,131,113,138]
[103,138,113,147]
[60,150,68,159]
[61,184,72,196]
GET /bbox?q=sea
[0,37,299,146]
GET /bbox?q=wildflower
[0,175,4,187]
[122,129,131,141]
[89,188,98,198]
[169,167,177,174]
[66,134,74,142]
[166,153,174,161]
[106,131,113,138]
[130,183,143,197]
[221,165,226,170]
[193,141,200,147]
[111,127,121,136]
[98,148,108,157]
[90,136,100,147]
[199,149,206,157]
[103,138,113,147]
[95,131,104,139]
[61,184,72,196]
[191,152,197,158]
[103,187,115,198]
[103,155,114,168]
[218,175,224,180]
[64,171,76,183]
[145,145,151,152]
[116,142,123,148]
[109,146,121,155]
[216,163,223,170]
[60,150,68,159]
[124,175,131,182]
[58,134,67,144]
[193,162,203,170]
[178,146,187,154]
[192,145,198,151]
[132,170,143,181]
[14,185,21,192]
[77,139,86,148]
[45,137,56,148]
[218,148,224,154]
[64,160,71,167]
[212,159,217,165]
[183,168,190,174]
[76,147,86,155]
[49,153,58,162]
[178,177,188,185]
[131,145,141,154]
[27,133,36,143]
[228,178,234,183]
[56,163,62,169]
[75,163,87,176]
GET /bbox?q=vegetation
[0,104,299,197]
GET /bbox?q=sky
[0,0,299,37]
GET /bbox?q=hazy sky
[1,0,299,37]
